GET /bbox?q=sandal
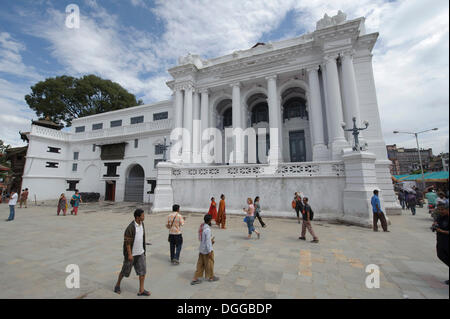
[137,290,151,296]
[114,286,121,294]
[190,279,202,285]
[208,276,220,282]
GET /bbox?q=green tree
[25,74,144,126]
[0,140,12,182]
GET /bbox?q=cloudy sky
[0,0,448,154]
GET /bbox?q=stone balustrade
[170,161,345,180]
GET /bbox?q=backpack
[291,200,296,209]
[305,205,314,220]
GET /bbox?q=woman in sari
[217,194,226,229]
[208,197,218,223]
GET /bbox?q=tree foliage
[0,140,12,181]
[25,74,144,126]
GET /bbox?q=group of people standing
[207,195,227,229]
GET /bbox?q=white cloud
[0,32,41,80]
[0,0,448,155]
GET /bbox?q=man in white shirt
[6,189,18,221]
[191,214,219,285]
[114,208,150,296]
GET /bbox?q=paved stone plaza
[0,202,448,299]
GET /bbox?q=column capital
[175,82,194,91]
[229,81,242,88]
[198,88,209,94]
[265,74,277,81]
[305,65,320,73]
[340,49,355,60]
[323,53,339,64]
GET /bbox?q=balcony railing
[170,161,345,179]
[30,119,173,142]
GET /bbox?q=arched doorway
[281,87,311,162]
[124,164,145,202]
[248,93,269,164]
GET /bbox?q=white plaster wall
[353,54,388,161]
[171,176,345,220]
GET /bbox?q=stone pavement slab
[0,203,448,299]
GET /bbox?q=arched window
[283,97,308,121]
[223,108,232,127]
[251,102,269,125]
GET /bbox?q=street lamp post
[342,117,369,151]
[393,128,438,190]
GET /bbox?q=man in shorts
[114,208,151,296]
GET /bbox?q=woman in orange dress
[208,197,218,223]
[217,194,226,229]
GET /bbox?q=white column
[307,66,328,161]
[340,50,363,142]
[324,54,348,160]
[266,75,281,163]
[174,88,183,129]
[231,82,244,163]
[200,89,209,162]
[182,86,193,163]
[172,87,184,162]
[192,90,201,163]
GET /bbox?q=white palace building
[21,12,401,227]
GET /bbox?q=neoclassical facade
[154,11,401,226]
[21,11,400,227]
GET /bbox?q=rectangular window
[104,162,121,177]
[72,163,78,172]
[46,162,59,168]
[75,126,85,133]
[73,152,79,160]
[155,144,164,155]
[153,112,168,121]
[66,180,79,191]
[92,123,103,130]
[110,120,122,128]
[134,139,139,148]
[154,159,164,168]
[47,146,61,153]
[131,116,144,125]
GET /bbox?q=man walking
[298,197,319,243]
[191,214,219,285]
[433,203,449,285]
[114,208,151,296]
[371,190,389,232]
[293,192,303,224]
[19,188,29,208]
[6,189,18,221]
[166,204,185,265]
